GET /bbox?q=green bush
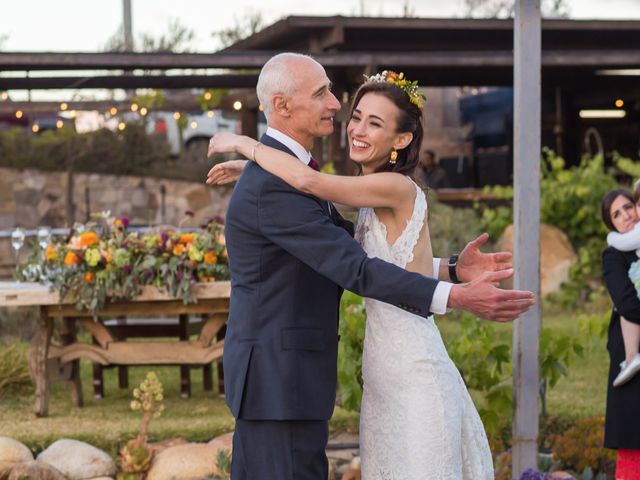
[476,151,623,305]
[337,291,366,411]
[0,340,32,398]
[0,124,171,177]
[427,193,483,256]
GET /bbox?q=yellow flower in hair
[363,70,426,109]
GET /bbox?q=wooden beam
[512,0,542,476]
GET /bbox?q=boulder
[498,224,577,297]
[36,439,116,479]
[8,460,65,480]
[0,437,33,474]
[147,442,227,480]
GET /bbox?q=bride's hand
[207,132,249,156]
[206,160,248,185]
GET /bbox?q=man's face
[421,150,436,169]
[285,59,341,145]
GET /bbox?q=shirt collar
[266,127,312,165]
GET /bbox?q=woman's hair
[257,53,316,119]
[601,188,634,231]
[633,179,640,204]
[349,81,424,179]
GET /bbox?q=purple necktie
[309,158,320,171]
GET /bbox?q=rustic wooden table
[0,281,230,417]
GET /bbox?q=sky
[3,0,640,53]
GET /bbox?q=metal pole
[123,0,133,52]
[512,0,541,477]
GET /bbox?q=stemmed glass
[10,227,25,281]
[36,226,52,279]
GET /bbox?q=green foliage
[0,125,171,176]
[0,341,31,397]
[446,314,512,434]
[477,151,621,305]
[550,416,616,476]
[427,192,482,255]
[337,292,366,411]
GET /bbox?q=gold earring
[390,150,398,164]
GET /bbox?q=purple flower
[123,264,133,274]
[119,216,130,229]
[176,270,184,281]
[519,469,551,480]
[214,215,224,225]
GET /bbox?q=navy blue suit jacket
[222,134,439,421]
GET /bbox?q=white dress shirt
[265,127,452,315]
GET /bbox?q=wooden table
[0,281,230,417]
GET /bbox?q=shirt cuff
[433,258,441,279]
[430,281,453,315]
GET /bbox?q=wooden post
[512,0,542,477]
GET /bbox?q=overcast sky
[3,0,640,52]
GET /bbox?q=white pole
[512,0,542,477]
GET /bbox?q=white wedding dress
[355,182,494,480]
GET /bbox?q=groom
[213,53,534,480]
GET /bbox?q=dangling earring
[389,149,398,165]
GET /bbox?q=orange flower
[172,244,186,256]
[78,231,100,248]
[44,245,58,261]
[64,251,79,266]
[84,272,95,283]
[204,251,218,265]
[178,233,195,245]
[104,248,113,264]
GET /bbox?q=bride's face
[347,93,407,172]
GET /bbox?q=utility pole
[123,0,134,51]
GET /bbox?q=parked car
[146,110,239,160]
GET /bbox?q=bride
[207,71,494,479]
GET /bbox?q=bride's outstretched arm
[207,132,413,209]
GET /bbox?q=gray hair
[256,52,317,120]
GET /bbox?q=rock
[0,437,34,474]
[147,443,227,480]
[341,456,361,480]
[498,224,578,297]
[549,472,576,479]
[8,460,65,480]
[148,437,188,455]
[36,439,116,479]
[207,431,233,450]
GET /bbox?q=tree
[463,0,570,18]
[212,11,264,48]
[103,18,195,53]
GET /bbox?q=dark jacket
[602,246,640,449]
[222,134,439,421]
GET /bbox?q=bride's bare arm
[208,132,413,209]
[206,160,248,185]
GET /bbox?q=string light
[615,99,624,108]
[204,92,212,101]
[140,107,148,116]
[233,101,242,111]
[118,122,126,131]
[56,120,64,129]
[190,121,198,129]
[110,107,118,116]
[207,110,214,118]
[1,92,8,101]
[60,102,68,111]
[15,110,23,119]
[173,112,181,120]
[32,124,39,133]
[131,103,139,112]
[69,110,77,119]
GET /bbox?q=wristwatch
[448,254,460,284]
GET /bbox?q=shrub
[0,340,32,397]
[427,193,483,256]
[337,291,366,411]
[550,416,616,475]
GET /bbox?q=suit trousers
[231,418,329,480]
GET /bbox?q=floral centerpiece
[17,213,229,313]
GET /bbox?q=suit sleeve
[602,247,640,324]
[258,176,439,318]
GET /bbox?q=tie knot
[308,158,320,172]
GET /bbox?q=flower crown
[363,70,426,109]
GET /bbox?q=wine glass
[11,227,25,281]
[37,226,51,250]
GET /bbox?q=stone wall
[0,167,232,278]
